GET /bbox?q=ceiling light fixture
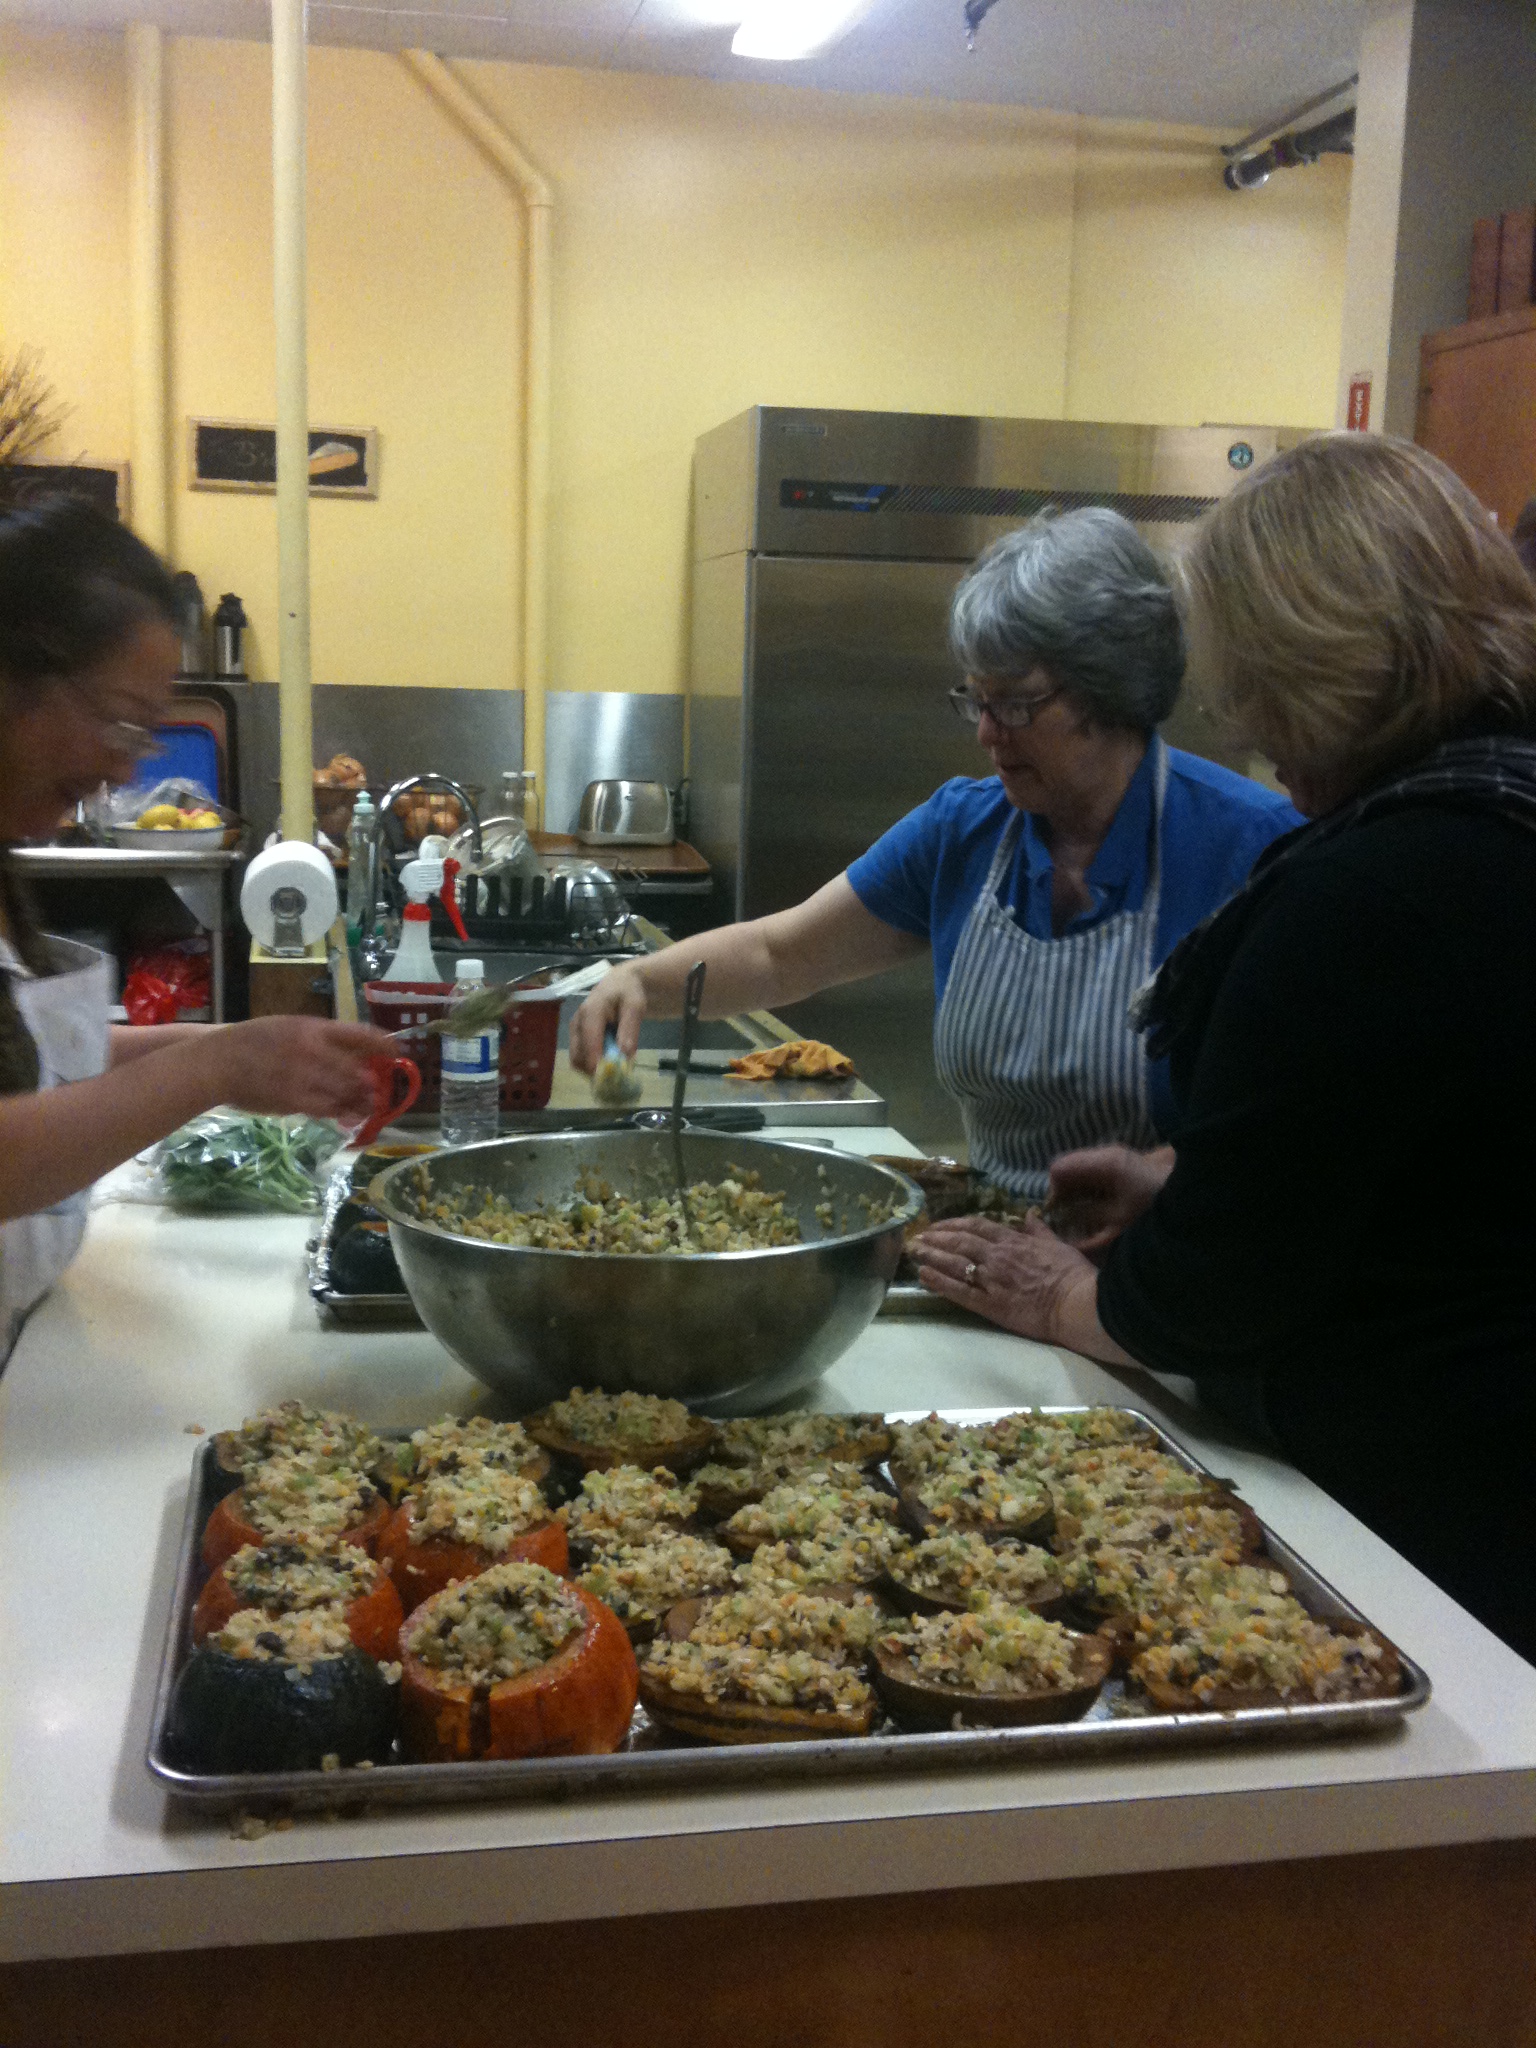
[731,0,877,61]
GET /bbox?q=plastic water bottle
[344,791,375,944]
[440,957,501,1145]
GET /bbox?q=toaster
[575,779,675,847]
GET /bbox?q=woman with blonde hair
[917,435,1536,1660]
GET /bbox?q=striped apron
[933,738,1167,1200]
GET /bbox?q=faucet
[363,774,483,942]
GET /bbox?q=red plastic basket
[362,982,560,1113]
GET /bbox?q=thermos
[170,571,207,678]
[213,593,248,679]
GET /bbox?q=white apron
[933,739,1168,1201]
[0,935,113,1359]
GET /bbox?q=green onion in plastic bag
[152,1110,344,1213]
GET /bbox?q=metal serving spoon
[672,960,706,1244]
[400,957,612,1039]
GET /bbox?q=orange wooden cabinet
[1417,303,1536,530]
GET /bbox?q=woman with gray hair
[573,508,1299,1194]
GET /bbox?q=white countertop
[3,1124,1534,1964]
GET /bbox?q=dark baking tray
[144,1408,1431,1814]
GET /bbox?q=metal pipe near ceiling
[272,0,315,844]
[399,51,553,806]
[1222,73,1358,192]
[126,23,168,554]
[1224,106,1356,192]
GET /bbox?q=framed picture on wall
[188,419,379,498]
[0,460,130,517]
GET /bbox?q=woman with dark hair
[572,508,1299,1197]
[0,497,392,1354]
[916,436,1536,1661]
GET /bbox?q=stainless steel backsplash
[544,692,685,836]
[220,683,684,843]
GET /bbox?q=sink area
[352,938,891,1126]
[425,946,755,1055]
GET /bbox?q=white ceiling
[1,0,1365,131]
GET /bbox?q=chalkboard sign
[0,462,128,516]
[189,418,378,498]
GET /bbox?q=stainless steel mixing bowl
[369,1130,923,1415]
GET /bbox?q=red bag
[124,942,211,1017]
[123,971,179,1027]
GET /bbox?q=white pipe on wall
[272,0,314,844]
[126,22,169,555]
[399,50,553,803]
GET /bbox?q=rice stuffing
[537,1388,697,1449]
[241,1451,379,1543]
[879,1601,1084,1695]
[1131,1579,1390,1703]
[222,1538,379,1613]
[211,1607,354,1665]
[722,1464,898,1549]
[893,1531,1059,1604]
[403,1563,586,1684]
[681,1588,885,1663]
[220,1401,383,1481]
[575,1536,735,1621]
[716,1412,889,1467]
[562,1466,698,1549]
[399,1416,544,1480]
[912,1455,1052,1532]
[415,1167,802,1256]
[407,1468,550,1550]
[736,1530,908,1589]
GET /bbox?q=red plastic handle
[351,1054,423,1149]
[439,856,469,943]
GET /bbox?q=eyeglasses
[68,692,164,764]
[100,718,163,763]
[947,685,1062,730]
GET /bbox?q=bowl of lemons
[109,801,232,850]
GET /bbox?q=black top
[1098,803,1536,1663]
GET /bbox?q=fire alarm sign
[1346,374,1372,432]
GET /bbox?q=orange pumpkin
[377,1498,568,1615]
[191,1550,404,1662]
[201,1487,389,1573]
[400,1575,638,1762]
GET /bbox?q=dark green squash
[169,1643,398,1774]
[329,1219,404,1295]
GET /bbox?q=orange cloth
[726,1039,855,1082]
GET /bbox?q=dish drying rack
[432,869,637,952]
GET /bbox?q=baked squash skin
[525,1413,717,1479]
[191,1553,404,1660]
[201,1487,389,1572]
[376,1501,568,1615]
[636,1591,880,1745]
[871,1629,1112,1732]
[168,1644,398,1774]
[1130,1618,1403,1715]
[399,1581,637,1762]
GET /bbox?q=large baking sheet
[144,1409,1430,1814]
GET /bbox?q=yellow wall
[0,27,1351,703]
[0,27,131,468]
[1066,126,1352,428]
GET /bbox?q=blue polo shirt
[846,744,1302,1134]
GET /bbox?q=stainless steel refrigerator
[688,406,1292,1153]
